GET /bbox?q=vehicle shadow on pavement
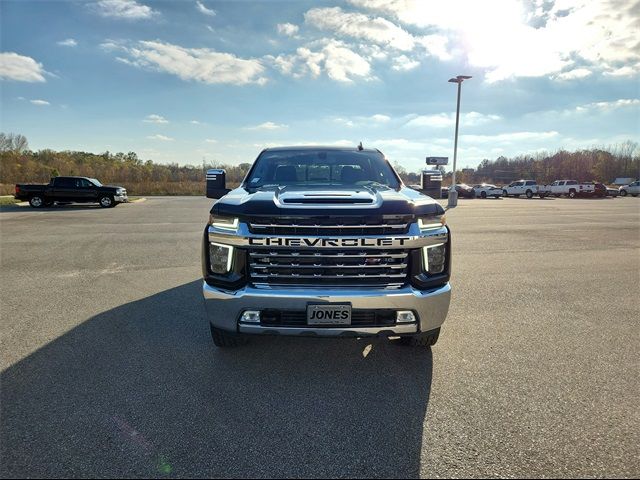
[1,280,433,479]
[0,204,114,214]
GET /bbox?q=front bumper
[114,194,129,203]
[203,282,451,337]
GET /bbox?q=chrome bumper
[203,282,451,337]
[114,194,128,202]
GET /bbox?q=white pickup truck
[538,180,595,198]
[502,180,542,198]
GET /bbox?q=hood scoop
[280,191,375,205]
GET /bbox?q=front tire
[620,189,627,196]
[481,191,487,198]
[99,195,114,208]
[526,190,533,198]
[399,327,440,347]
[503,190,508,197]
[568,189,577,198]
[210,324,247,348]
[29,195,45,208]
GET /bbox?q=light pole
[447,75,472,207]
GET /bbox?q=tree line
[462,141,639,186]
[1,133,638,196]
[0,133,252,195]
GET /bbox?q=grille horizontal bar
[247,215,412,236]
[248,247,410,287]
[260,309,398,327]
[250,263,408,269]
[250,223,407,229]
[249,252,408,259]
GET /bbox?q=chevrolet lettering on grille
[248,237,409,248]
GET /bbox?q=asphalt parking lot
[1,196,639,478]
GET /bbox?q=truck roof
[262,145,381,154]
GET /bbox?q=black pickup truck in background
[15,176,128,208]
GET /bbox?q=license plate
[307,304,351,326]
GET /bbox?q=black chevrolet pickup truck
[15,176,128,208]
[202,146,451,349]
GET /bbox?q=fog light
[396,311,416,323]
[423,243,446,274]
[240,310,261,323]
[209,242,233,274]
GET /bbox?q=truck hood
[211,185,444,218]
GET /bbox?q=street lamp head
[449,75,472,83]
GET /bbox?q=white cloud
[0,52,47,82]
[349,0,640,82]
[143,114,169,124]
[460,131,560,144]
[553,68,593,81]
[204,138,218,143]
[30,99,50,106]
[406,111,501,128]
[110,40,267,85]
[392,55,420,71]
[190,120,201,124]
[57,38,78,47]
[371,114,391,122]
[305,7,416,51]
[196,1,215,17]
[603,65,640,77]
[332,114,391,127]
[576,99,640,112]
[277,23,299,37]
[147,134,173,141]
[333,118,356,127]
[269,39,372,83]
[246,122,288,130]
[93,0,158,20]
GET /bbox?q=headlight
[209,215,239,231]
[423,243,446,274]
[418,215,446,231]
[117,188,124,194]
[209,242,234,274]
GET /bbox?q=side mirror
[206,169,231,199]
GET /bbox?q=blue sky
[1,0,639,171]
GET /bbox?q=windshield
[245,149,400,189]
[89,178,102,186]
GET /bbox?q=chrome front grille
[247,215,411,236]
[248,248,410,288]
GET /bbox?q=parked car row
[435,179,639,199]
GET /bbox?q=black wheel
[99,195,114,208]
[481,191,487,198]
[526,190,533,198]
[568,189,577,198]
[633,194,638,197]
[503,190,508,197]
[620,189,627,196]
[539,193,546,198]
[399,327,440,347]
[210,324,247,348]
[29,195,45,208]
